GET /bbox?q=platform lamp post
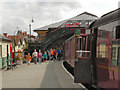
[29,17,34,42]
[13,27,19,63]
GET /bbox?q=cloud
[118,1,120,8]
[0,5,2,34]
[1,0,81,2]
[1,2,81,35]
[1,0,120,36]
[80,0,119,17]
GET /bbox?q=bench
[11,63,17,70]
[7,59,17,70]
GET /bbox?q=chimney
[27,34,30,37]
[3,33,8,37]
[17,30,23,35]
[23,32,27,36]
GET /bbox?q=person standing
[21,51,24,63]
[48,51,51,61]
[38,50,42,64]
[50,49,54,61]
[46,50,49,60]
[17,49,23,65]
[32,49,38,64]
[43,51,47,62]
[26,53,31,66]
[53,49,57,62]
[57,49,62,61]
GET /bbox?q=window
[112,47,116,59]
[76,37,80,50]
[112,26,120,39]
[112,27,116,39]
[0,45,2,58]
[76,35,90,58]
[98,43,106,63]
[23,44,25,48]
[97,30,107,63]
[96,46,99,58]
[18,44,20,48]
[112,46,120,66]
[116,26,120,39]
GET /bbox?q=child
[26,53,31,66]
[43,51,47,62]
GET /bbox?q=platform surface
[2,61,86,89]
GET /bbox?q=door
[7,45,9,66]
[74,33,92,83]
[118,47,120,66]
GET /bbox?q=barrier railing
[76,50,90,58]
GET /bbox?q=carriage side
[91,8,120,89]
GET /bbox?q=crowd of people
[25,48,62,66]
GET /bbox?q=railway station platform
[2,60,87,89]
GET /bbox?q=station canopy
[34,12,98,35]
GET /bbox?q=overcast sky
[0,0,120,36]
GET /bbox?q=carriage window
[112,47,120,66]
[76,35,90,58]
[76,37,81,50]
[116,26,120,39]
[112,26,120,39]
[0,45,2,58]
[112,47,116,59]
[112,27,116,39]
[98,43,106,63]
[96,46,99,58]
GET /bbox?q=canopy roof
[34,12,98,32]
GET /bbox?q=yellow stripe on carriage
[97,64,120,72]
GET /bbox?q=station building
[0,34,11,69]
[33,12,98,50]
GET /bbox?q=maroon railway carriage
[64,8,120,89]
[91,8,120,89]
[64,35,75,68]
[64,28,92,83]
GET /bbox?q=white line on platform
[62,61,88,90]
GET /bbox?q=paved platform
[2,61,86,89]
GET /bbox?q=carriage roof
[90,8,120,28]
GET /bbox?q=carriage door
[74,29,92,83]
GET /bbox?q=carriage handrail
[76,50,90,53]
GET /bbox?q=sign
[76,30,81,35]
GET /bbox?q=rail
[76,50,90,57]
